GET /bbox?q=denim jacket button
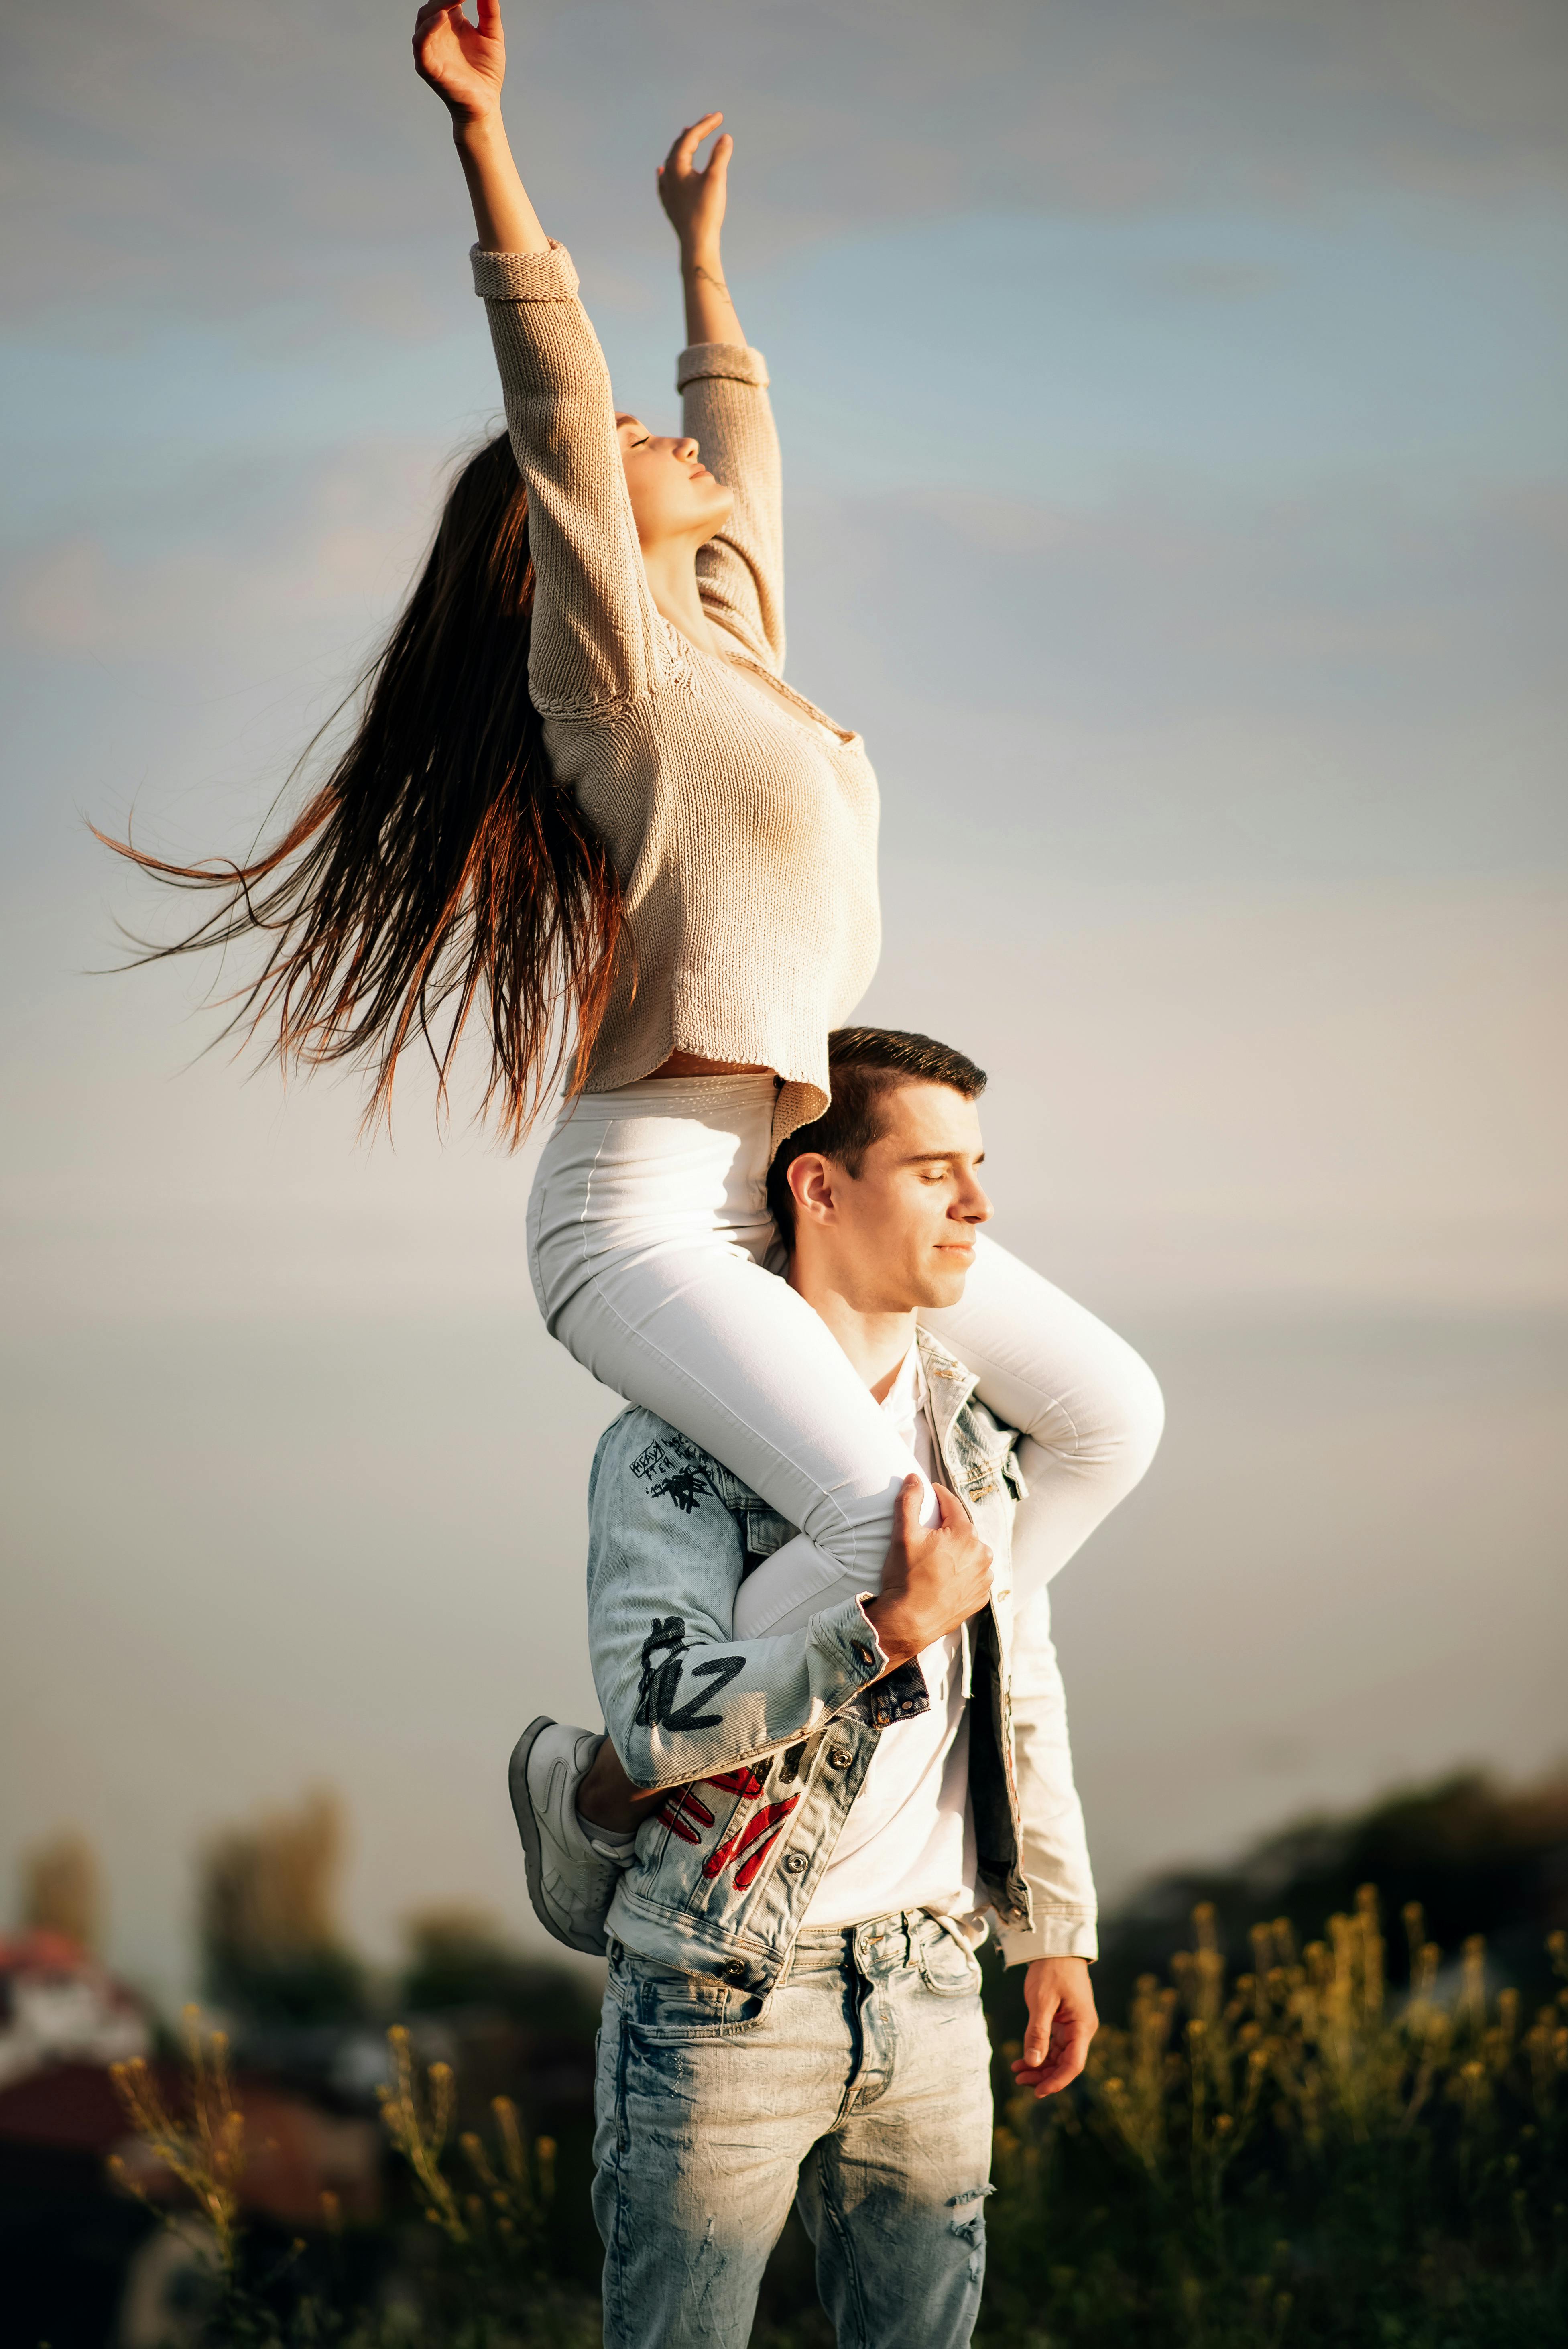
[828,1745,853,1770]
[723,1959,748,1981]
[782,1852,807,1875]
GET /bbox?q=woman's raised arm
[414,0,549,254]
[413,0,668,715]
[658,115,748,350]
[661,116,786,670]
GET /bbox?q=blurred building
[0,1815,388,2348]
[22,1831,102,1953]
[0,1928,150,2092]
[199,1788,366,2023]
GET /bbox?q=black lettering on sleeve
[634,1615,687,1728]
[648,1466,718,1515]
[660,1655,746,1733]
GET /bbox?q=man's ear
[788,1152,839,1227]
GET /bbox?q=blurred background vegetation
[3,1765,1564,2347]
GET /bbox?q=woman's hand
[414,0,506,128]
[658,114,732,260]
[661,115,746,348]
[417,0,546,254]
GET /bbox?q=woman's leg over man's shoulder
[921,1232,1165,1586]
[530,1088,1161,1607]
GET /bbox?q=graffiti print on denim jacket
[657,1765,801,1889]
[631,1432,720,1517]
[634,1615,746,1733]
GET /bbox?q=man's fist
[865,1476,992,1668]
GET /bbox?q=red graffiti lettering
[658,1788,714,1845]
[702,1797,799,1882]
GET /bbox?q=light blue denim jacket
[588,1331,1097,1993]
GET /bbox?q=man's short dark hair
[767,1027,988,1245]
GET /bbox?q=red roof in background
[0,1930,96,1976]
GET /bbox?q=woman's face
[616,413,733,553]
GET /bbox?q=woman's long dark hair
[97,432,624,1144]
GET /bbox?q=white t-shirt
[800,1346,978,1928]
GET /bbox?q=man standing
[512,1029,1147,2348]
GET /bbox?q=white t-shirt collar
[878,1338,927,1440]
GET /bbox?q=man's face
[791,1080,993,1312]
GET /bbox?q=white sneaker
[508,1716,626,1957]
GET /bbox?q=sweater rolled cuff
[470,238,580,301]
[994,1912,1100,1967]
[676,341,770,392]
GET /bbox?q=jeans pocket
[917,1918,984,1998]
[617,1948,770,2042]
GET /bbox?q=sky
[2,0,1565,2006]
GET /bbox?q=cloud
[4,0,1566,321]
[859,872,1568,1312]
[2,439,446,659]
[7,460,1563,913]
[783,481,1568,884]
[749,202,1568,506]
[799,481,1568,720]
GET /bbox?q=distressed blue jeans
[592,1911,995,2348]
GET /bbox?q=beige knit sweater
[472,242,881,1143]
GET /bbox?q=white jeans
[527,1076,1164,1637]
